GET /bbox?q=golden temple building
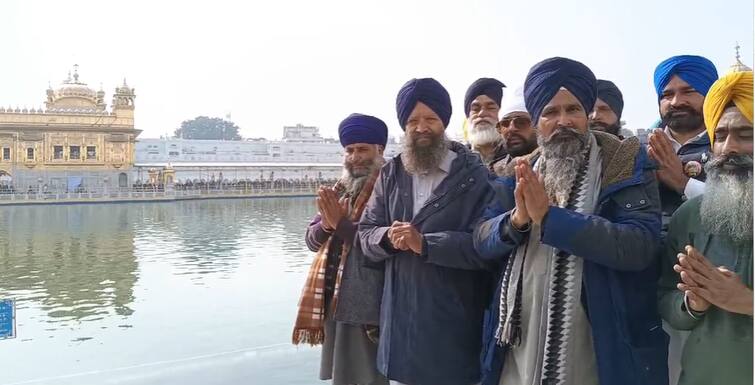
[0,65,140,192]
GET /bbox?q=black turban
[396,78,452,130]
[464,77,506,117]
[596,79,624,119]
[524,57,597,124]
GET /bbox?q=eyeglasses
[499,116,531,130]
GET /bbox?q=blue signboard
[0,299,15,340]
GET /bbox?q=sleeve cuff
[333,217,357,243]
[684,178,706,200]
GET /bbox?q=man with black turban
[474,57,667,385]
[359,78,494,385]
[464,77,508,167]
[589,79,625,138]
[295,113,389,385]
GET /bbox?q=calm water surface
[0,197,322,385]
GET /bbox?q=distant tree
[174,116,242,140]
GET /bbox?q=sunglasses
[499,116,531,130]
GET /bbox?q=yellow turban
[703,71,753,144]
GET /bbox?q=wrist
[531,209,547,226]
[737,289,753,315]
[675,176,690,194]
[511,209,530,230]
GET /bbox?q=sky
[0,0,752,141]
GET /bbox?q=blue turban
[653,55,718,99]
[597,79,624,119]
[523,57,597,124]
[396,78,452,130]
[338,113,388,147]
[464,77,506,117]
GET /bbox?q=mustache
[472,117,498,126]
[708,154,754,170]
[661,105,701,123]
[545,126,583,142]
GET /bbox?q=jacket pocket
[610,186,651,212]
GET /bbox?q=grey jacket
[305,214,383,326]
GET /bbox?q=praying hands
[511,158,550,228]
[316,187,349,231]
[674,245,753,316]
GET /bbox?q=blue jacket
[474,132,669,385]
[358,142,495,385]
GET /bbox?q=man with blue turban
[648,55,719,226]
[464,77,508,168]
[474,57,667,385]
[589,79,625,138]
[296,113,389,385]
[359,78,494,385]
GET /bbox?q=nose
[589,109,598,121]
[557,110,574,127]
[415,122,432,134]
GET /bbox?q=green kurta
[658,196,753,385]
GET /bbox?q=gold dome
[729,43,752,73]
[45,65,101,112]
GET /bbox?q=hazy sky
[1,0,752,141]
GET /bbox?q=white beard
[468,120,501,148]
[701,160,754,245]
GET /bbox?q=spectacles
[499,116,531,130]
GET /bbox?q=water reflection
[0,197,320,385]
[0,205,137,322]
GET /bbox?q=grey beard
[700,156,754,245]
[402,134,449,175]
[340,159,382,197]
[538,128,588,206]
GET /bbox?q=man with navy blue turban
[648,55,719,226]
[474,57,666,385]
[590,79,625,138]
[359,78,494,385]
[464,78,508,166]
[299,113,389,385]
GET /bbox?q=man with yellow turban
[658,70,753,385]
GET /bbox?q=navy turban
[464,78,506,117]
[596,79,624,119]
[396,78,452,130]
[338,113,388,147]
[653,55,718,99]
[523,57,597,124]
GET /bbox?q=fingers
[686,246,716,270]
[679,256,714,283]
[688,286,713,302]
[681,250,716,281]
[647,146,657,161]
[718,266,735,277]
